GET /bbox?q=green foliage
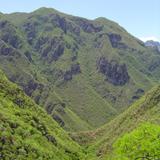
[113,123,160,160]
[0,70,86,160]
[72,85,160,159]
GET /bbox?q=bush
[113,123,160,160]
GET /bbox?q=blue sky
[0,0,159,41]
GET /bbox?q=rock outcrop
[71,63,81,74]
[64,70,73,81]
[52,114,65,127]
[64,63,81,81]
[73,18,103,33]
[0,20,21,48]
[0,41,14,56]
[145,40,160,52]
[36,36,65,62]
[97,57,129,85]
[23,21,38,44]
[49,14,80,35]
[108,33,127,49]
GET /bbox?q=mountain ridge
[145,40,160,52]
[0,7,159,132]
[0,7,160,160]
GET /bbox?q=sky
[0,0,159,42]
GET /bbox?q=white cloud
[140,36,160,42]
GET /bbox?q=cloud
[140,36,160,42]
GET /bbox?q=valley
[0,7,160,160]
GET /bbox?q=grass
[0,69,86,160]
[0,7,160,133]
[70,85,160,159]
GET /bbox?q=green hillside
[0,7,160,160]
[0,69,86,159]
[0,7,160,132]
[112,123,160,160]
[0,66,160,160]
[71,85,160,159]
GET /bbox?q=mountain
[0,7,160,132]
[0,69,86,159]
[0,7,160,160]
[0,65,160,160]
[145,40,160,52]
[71,84,160,159]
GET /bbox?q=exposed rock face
[66,22,80,35]
[73,18,103,33]
[0,20,21,48]
[0,32,20,49]
[71,63,81,74]
[49,14,80,35]
[45,101,66,128]
[64,63,81,81]
[0,40,15,56]
[36,36,65,62]
[46,102,66,115]
[46,103,55,115]
[51,43,65,61]
[23,80,44,97]
[145,40,160,52]
[52,114,65,127]
[46,135,57,146]
[132,88,144,100]
[135,88,144,94]
[64,70,72,81]
[71,55,77,61]
[108,33,127,49]
[23,80,38,96]
[0,20,8,28]
[97,57,129,85]
[35,36,48,49]
[50,14,67,33]
[23,21,38,44]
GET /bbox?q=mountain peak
[32,7,60,15]
[145,40,160,51]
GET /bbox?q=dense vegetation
[113,123,160,160]
[0,69,86,159]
